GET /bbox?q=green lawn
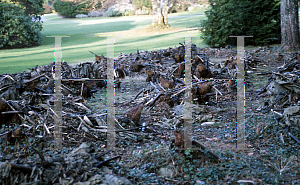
[0,9,207,74]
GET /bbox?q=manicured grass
[0,9,208,74]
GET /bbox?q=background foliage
[43,3,54,14]
[0,0,43,49]
[200,0,281,47]
[131,0,152,10]
[11,0,44,16]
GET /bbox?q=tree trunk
[151,0,170,28]
[281,0,300,50]
[162,0,170,25]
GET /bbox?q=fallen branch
[149,81,160,93]
[95,156,121,168]
[288,132,300,144]
[157,82,166,91]
[75,103,92,113]
[133,88,144,100]
[192,140,223,163]
[212,86,222,96]
[145,91,163,106]
[1,111,22,115]
[6,162,33,174]
[22,74,45,84]
[2,98,25,121]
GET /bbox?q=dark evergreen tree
[200,0,281,47]
[53,0,94,18]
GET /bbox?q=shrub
[75,14,88,18]
[88,11,103,17]
[0,0,43,49]
[105,8,121,17]
[188,4,205,11]
[132,0,152,10]
[168,0,190,13]
[53,0,90,18]
[122,9,135,16]
[53,0,76,17]
[105,3,135,17]
[43,4,53,14]
[135,6,150,15]
[200,0,281,47]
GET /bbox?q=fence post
[106,36,116,150]
[175,35,195,150]
[229,36,252,148]
[46,35,70,150]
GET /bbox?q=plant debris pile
[1,44,300,184]
[255,52,300,143]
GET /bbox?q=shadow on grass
[115,28,200,45]
[0,15,206,73]
[41,20,138,36]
